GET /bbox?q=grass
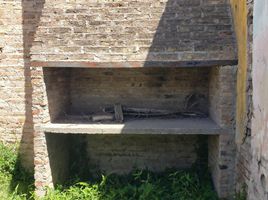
[44,169,218,200]
[0,142,220,200]
[0,142,34,199]
[235,185,247,200]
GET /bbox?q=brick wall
[69,68,209,114]
[208,134,236,198]
[30,0,236,65]
[209,66,236,128]
[0,1,24,143]
[207,66,237,198]
[44,133,206,184]
[43,68,71,121]
[0,0,34,171]
[86,135,203,174]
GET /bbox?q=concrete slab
[41,118,230,135]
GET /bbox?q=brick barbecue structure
[3,0,267,199]
[31,0,238,198]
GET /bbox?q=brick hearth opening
[45,67,210,122]
[42,66,235,127]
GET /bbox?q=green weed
[44,169,218,200]
[0,142,219,200]
[0,142,34,199]
[235,185,247,200]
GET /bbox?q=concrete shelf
[41,118,230,135]
[31,60,238,68]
